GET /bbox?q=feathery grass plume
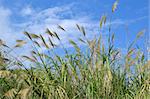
[76,24,86,36]
[15,40,27,48]
[18,87,31,99]
[46,28,55,37]
[128,30,145,51]
[112,0,119,12]
[69,40,80,53]
[100,15,106,29]
[23,31,32,40]
[30,33,40,39]
[136,29,145,39]
[0,70,11,78]
[22,55,36,62]
[0,0,149,98]
[4,88,17,99]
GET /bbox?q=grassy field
[0,1,150,99]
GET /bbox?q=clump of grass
[0,1,150,98]
[1,24,149,99]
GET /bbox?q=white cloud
[0,7,11,34]
[0,6,31,57]
[20,5,34,16]
[0,4,148,57]
[0,7,15,44]
[16,5,100,48]
[15,4,148,49]
[0,6,26,47]
[0,4,96,57]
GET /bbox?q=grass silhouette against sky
[0,0,150,98]
[0,0,149,58]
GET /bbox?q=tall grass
[0,1,150,98]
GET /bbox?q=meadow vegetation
[0,1,150,99]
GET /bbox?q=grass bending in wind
[0,1,150,99]
[0,24,149,99]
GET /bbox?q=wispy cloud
[0,4,99,56]
[20,5,35,16]
[0,3,148,56]
[0,7,11,35]
[16,4,99,47]
[0,7,17,44]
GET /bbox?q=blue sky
[0,0,149,57]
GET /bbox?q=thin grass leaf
[78,38,86,43]
[1,42,10,48]
[58,25,66,31]
[31,51,37,55]
[40,35,49,49]
[76,24,81,31]
[69,40,77,46]
[48,37,55,47]
[22,55,36,62]
[81,26,86,36]
[33,41,41,48]
[54,32,61,40]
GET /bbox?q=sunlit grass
[0,1,150,98]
